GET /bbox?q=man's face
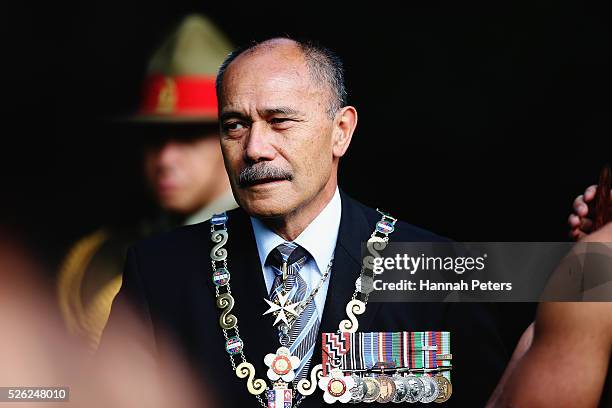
[218,42,337,218]
[143,129,225,215]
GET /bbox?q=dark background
[2,1,611,272]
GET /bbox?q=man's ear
[332,106,358,158]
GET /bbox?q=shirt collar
[250,186,341,275]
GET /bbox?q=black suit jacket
[103,190,509,407]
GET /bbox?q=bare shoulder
[532,302,612,387]
[536,302,612,342]
[583,222,612,242]
[495,302,612,407]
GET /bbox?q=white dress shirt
[250,187,341,320]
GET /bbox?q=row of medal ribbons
[319,331,451,403]
[322,331,451,376]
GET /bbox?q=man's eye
[270,118,292,125]
[224,122,245,131]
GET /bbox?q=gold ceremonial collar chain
[209,209,397,407]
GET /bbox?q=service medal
[376,375,397,403]
[362,377,381,403]
[349,375,367,403]
[434,374,452,403]
[392,375,407,403]
[419,374,440,403]
[402,374,425,403]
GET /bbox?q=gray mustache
[238,164,293,187]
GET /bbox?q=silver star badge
[263,292,300,326]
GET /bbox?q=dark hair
[215,37,347,118]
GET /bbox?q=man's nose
[244,122,277,163]
[157,139,182,166]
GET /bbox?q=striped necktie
[267,242,321,381]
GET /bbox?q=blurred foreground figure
[57,14,237,350]
[488,166,612,407]
[0,230,211,408]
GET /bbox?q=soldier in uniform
[57,14,238,351]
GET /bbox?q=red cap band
[140,74,218,118]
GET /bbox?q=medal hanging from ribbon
[321,331,452,403]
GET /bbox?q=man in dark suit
[104,37,509,407]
